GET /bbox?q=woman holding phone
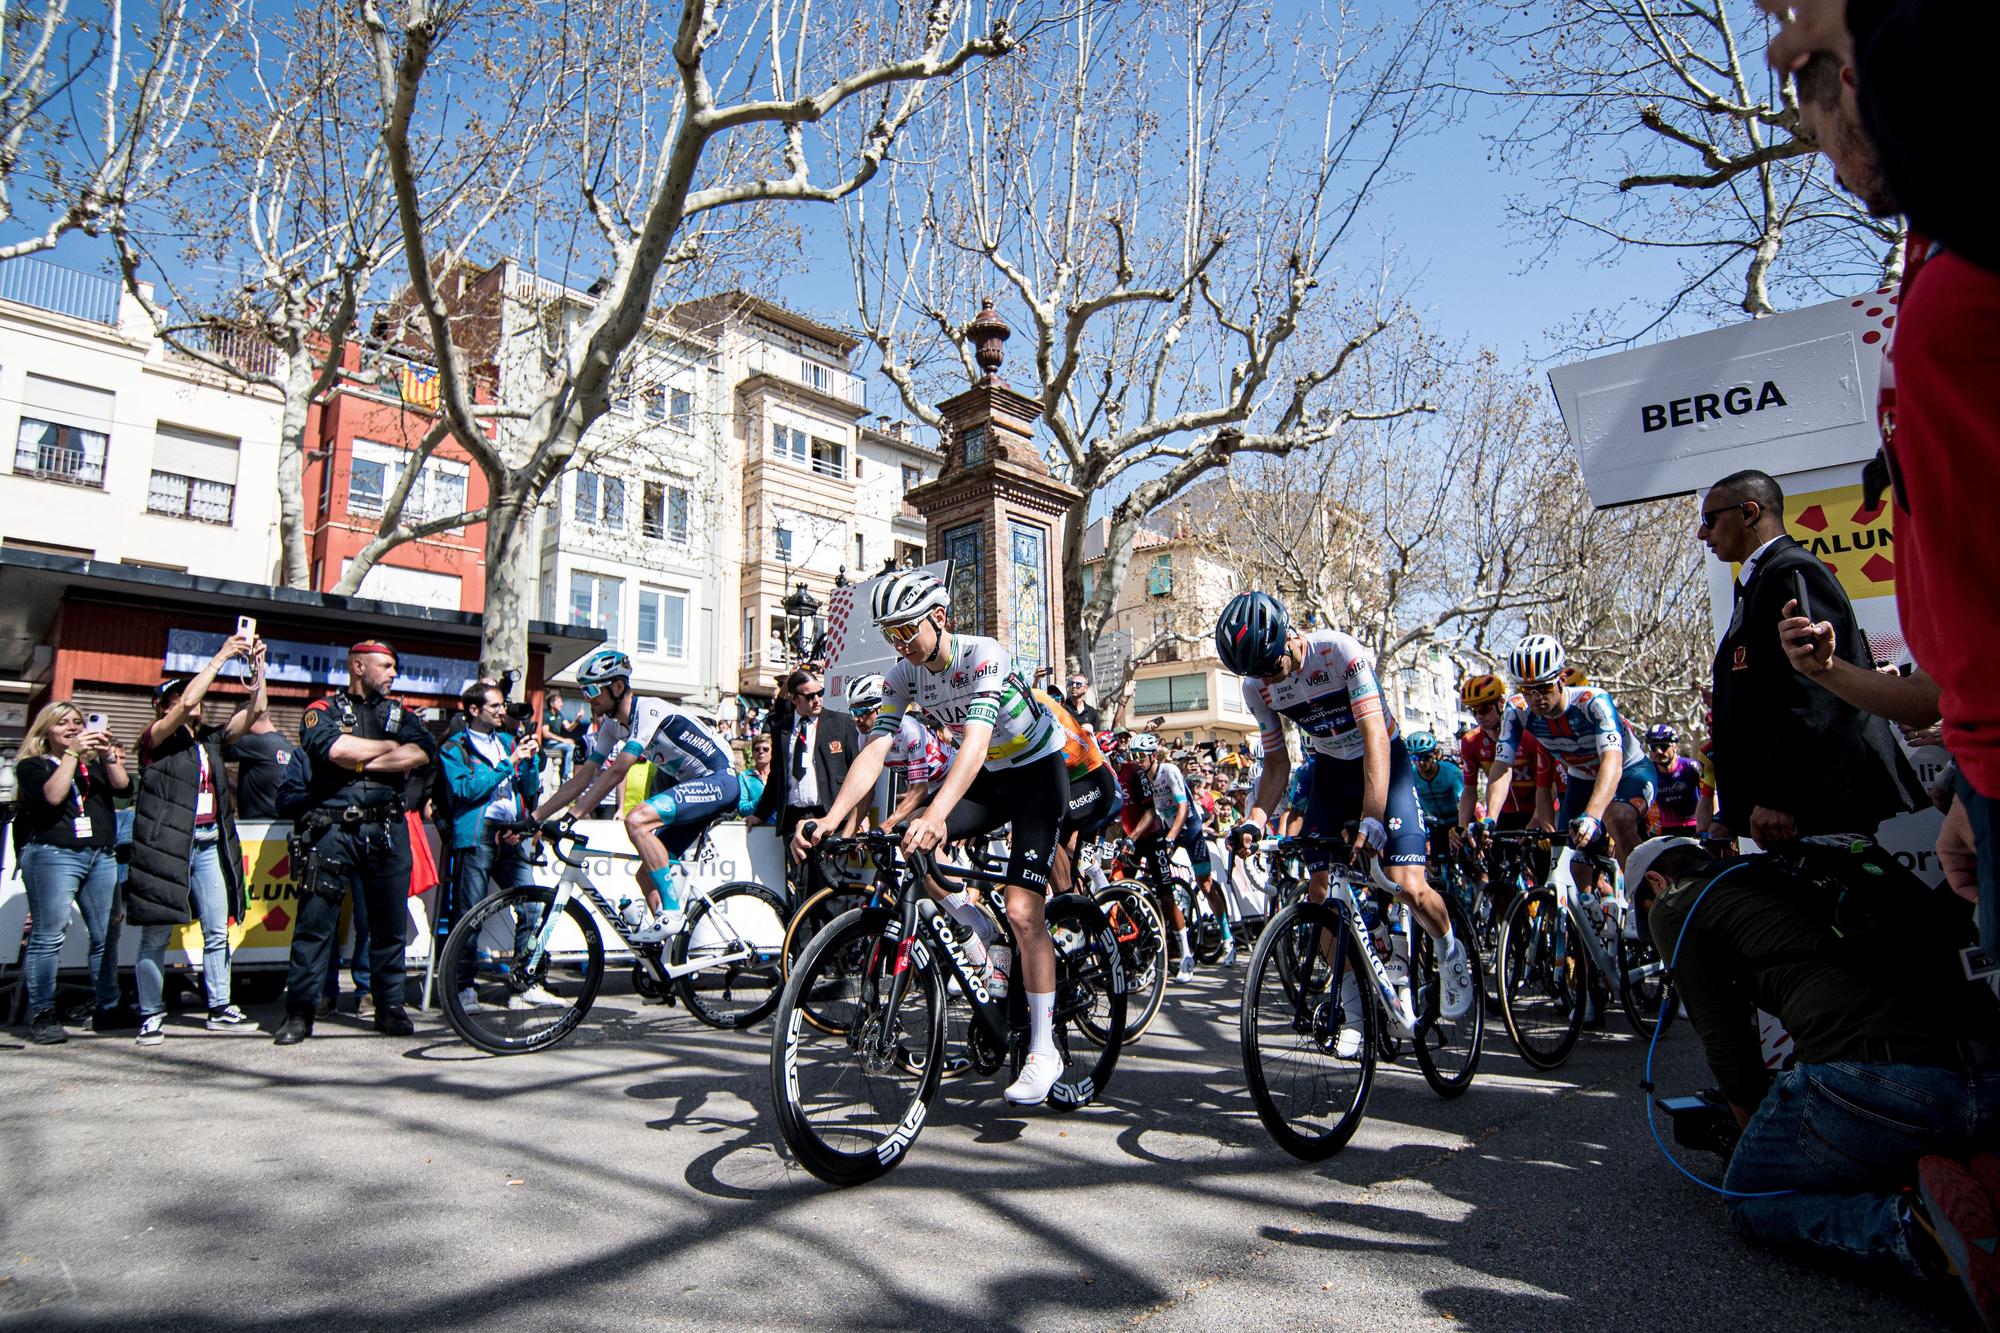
[14,702,132,1044]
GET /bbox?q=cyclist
[845,673,891,827]
[532,649,739,943]
[1407,730,1465,870]
[793,570,1073,1106]
[1127,732,1229,976]
[1032,686,1122,897]
[1646,723,1702,834]
[1456,674,1556,833]
[1217,591,1476,1021]
[1479,635,1655,869]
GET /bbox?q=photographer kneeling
[1631,836,2000,1322]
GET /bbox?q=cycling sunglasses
[883,619,928,648]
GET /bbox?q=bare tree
[1480,0,1900,342]
[848,0,1455,682]
[1,0,222,261]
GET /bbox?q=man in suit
[1700,468,1921,846]
[748,669,860,842]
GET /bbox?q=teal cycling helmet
[1406,730,1439,757]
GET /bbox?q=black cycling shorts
[942,750,1070,890]
[1059,765,1121,839]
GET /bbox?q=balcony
[12,438,106,488]
[0,257,121,325]
[742,341,866,408]
[146,471,235,525]
[810,452,845,480]
[164,322,281,377]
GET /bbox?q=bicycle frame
[1547,847,1663,993]
[1317,860,1430,1042]
[522,829,758,983]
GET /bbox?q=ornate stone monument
[903,300,1080,679]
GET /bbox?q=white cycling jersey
[1242,629,1396,764]
[588,695,734,784]
[1494,686,1645,780]
[885,713,955,786]
[872,633,1062,771]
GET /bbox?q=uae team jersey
[589,696,735,784]
[1242,630,1397,765]
[873,633,1062,771]
[884,713,955,786]
[1494,686,1645,781]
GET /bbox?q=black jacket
[128,724,247,927]
[754,709,862,825]
[1709,535,1922,833]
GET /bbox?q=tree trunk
[273,349,316,588]
[1060,490,1095,677]
[480,481,539,678]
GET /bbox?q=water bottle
[986,944,1012,1002]
[1382,904,1409,987]
[617,896,648,931]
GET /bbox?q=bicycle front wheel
[672,881,789,1029]
[1496,889,1586,1070]
[1617,930,1678,1040]
[439,888,604,1056]
[1241,900,1374,1160]
[1413,892,1485,1098]
[770,909,945,1186]
[1090,884,1166,1046]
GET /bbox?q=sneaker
[1218,939,1239,968]
[136,1014,166,1047]
[456,986,482,1010]
[1004,1051,1064,1106]
[205,1005,247,1030]
[1916,1155,2000,1328]
[628,912,683,945]
[1334,972,1365,1060]
[1175,954,1197,984]
[28,1011,67,1045]
[508,984,563,1009]
[357,993,375,1020]
[1438,936,1474,1020]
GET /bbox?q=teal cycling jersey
[1411,758,1464,824]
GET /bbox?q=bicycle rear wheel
[1413,893,1484,1098]
[770,909,944,1186]
[672,881,788,1029]
[1241,900,1375,1160]
[1496,889,1586,1070]
[439,889,604,1055]
[1617,930,1677,1040]
[782,885,874,986]
[1089,884,1166,1046]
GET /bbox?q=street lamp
[783,580,823,663]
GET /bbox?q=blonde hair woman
[15,702,132,1044]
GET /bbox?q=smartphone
[1789,570,1812,623]
[84,712,109,733]
[236,614,257,639]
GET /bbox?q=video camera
[498,669,535,727]
[1654,1088,1740,1159]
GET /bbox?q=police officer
[274,640,435,1045]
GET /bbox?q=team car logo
[974,661,999,678]
[1307,669,1332,686]
[951,671,968,686]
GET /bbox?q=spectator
[1698,468,1920,845]
[14,702,130,1044]
[1633,834,2000,1324]
[540,687,578,782]
[438,680,549,1010]
[225,712,293,821]
[749,669,860,845]
[1066,675,1102,730]
[127,635,267,1044]
[737,733,773,817]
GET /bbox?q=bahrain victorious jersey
[590,696,735,784]
[872,633,1062,771]
[1242,629,1396,764]
[1494,686,1646,781]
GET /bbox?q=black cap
[154,678,190,704]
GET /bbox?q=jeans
[1723,1061,2000,1276]
[321,888,372,997]
[283,820,410,1017]
[136,838,233,1016]
[543,738,574,782]
[451,830,542,986]
[20,844,123,1016]
[1965,779,1998,955]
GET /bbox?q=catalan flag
[400,363,440,411]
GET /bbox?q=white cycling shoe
[509,984,564,1009]
[1004,1051,1064,1106]
[1335,972,1365,1059]
[627,912,683,945]
[1438,936,1475,1020]
[1174,955,1197,984]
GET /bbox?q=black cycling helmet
[1214,590,1292,677]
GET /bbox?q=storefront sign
[166,627,479,696]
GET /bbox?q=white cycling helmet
[871,569,950,626]
[846,673,886,713]
[576,648,633,693]
[1509,634,1568,687]
[1127,732,1160,755]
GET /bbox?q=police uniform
[279,645,435,1031]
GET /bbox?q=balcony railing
[0,257,121,324]
[13,440,106,488]
[147,471,236,525]
[742,341,866,407]
[165,323,281,377]
[810,452,846,479]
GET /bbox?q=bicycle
[770,829,1128,1186]
[1077,837,1168,1045]
[1240,834,1485,1161]
[438,820,789,1055]
[1494,844,1676,1070]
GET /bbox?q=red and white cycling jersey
[1242,629,1395,764]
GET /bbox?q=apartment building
[0,257,284,579]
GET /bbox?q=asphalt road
[0,967,1965,1332]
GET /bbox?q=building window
[611,378,634,415]
[742,607,757,668]
[147,472,235,524]
[1133,673,1209,715]
[943,523,984,631]
[348,440,468,524]
[901,463,923,493]
[637,587,687,659]
[774,522,793,563]
[800,359,834,394]
[854,533,866,570]
[642,481,689,543]
[573,470,625,529]
[809,436,844,479]
[896,540,924,568]
[1147,552,1174,597]
[569,572,623,646]
[146,424,239,526]
[669,388,692,432]
[643,385,667,421]
[13,374,113,488]
[773,423,809,465]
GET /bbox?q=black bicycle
[770,830,1128,1186]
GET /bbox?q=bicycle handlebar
[487,818,590,867]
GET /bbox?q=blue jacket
[437,728,542,850]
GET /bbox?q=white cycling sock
[1085,862,1110,892]
[941,891,998,946]
[1026,989,1056,1057]
[1176,928,1191,955]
